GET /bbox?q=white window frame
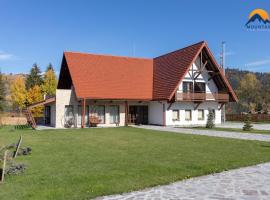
[198,109,204,120]
[185,110,192,121]
[172,110,180,121]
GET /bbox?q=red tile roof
[64,52,153,100]
[60,41,237,102]
[153,41,205,100]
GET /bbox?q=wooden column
[82,98,86,128]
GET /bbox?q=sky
[0,0,270,74]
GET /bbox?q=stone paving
[95,162,270,200]
[134,125,270,142]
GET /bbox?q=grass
[0,126,270,200]
[191,127,270,135]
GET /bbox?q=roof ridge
[153,41,206,60]
[64,51,153,61]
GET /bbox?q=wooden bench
[89,116,101,127]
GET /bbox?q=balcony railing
[175,91,229,102]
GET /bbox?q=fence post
[1,150,8,183]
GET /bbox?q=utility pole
[220,41,226,123]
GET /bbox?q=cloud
[0,51,14,60]
[245,59,270,67]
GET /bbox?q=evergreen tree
[206,109,215,129]
[243,114,253,131]
[25,63,43,90]
[0,71,5,111]
[46,63,54,72]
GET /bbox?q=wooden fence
[226,114,270,122]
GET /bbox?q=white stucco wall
[165,101,221,126]
[55,88,79,128]
[149,101,164,125]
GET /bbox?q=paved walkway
[217,122,270,131]
[96,162,270,200]
[134,125,270,142]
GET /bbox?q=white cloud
[245,59,270,67]
[0,52,14,60]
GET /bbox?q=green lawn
[191,127,270,134]
[0,126,270,200]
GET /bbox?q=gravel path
[95,162,270,200]
[217,122,270,131]
[133,125,270,142]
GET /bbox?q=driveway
[96,162,270,200]
[133,125,270,142]
[217,122,270,131]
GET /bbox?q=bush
[206,109,215,129]
[243,114,253,131]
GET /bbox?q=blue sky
[0,0,270,74]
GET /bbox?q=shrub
[206,109,215,129]
[243,114,253,131]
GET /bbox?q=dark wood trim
[82,98,86,128]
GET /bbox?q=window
[185,110,192,121]
[65,105,74,118]
[172,110,179,121]
[198,109,204,120]
[183,82,193,93]
[108,105,119,124]
[194,82,206,92]
[91,105,105,124]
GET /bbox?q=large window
[183,82,193,93]
[185,110,192,121]
[198,109,204,120]
[108,105,119,124]
[91,105,105,124]
[172,110,180,121]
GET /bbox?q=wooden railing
[175,92,229,102]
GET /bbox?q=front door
[129,106,148,125]
[45,106,51,125]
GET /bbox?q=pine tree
[25,63,43,90]
[46,63,54,72]
[0,71,5,111]
[206,109,215,129]
[243,114,253,131]
[10,77,27,111]
[41,65,57,96]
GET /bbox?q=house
[38,41,237,128]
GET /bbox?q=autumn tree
[41,64,57,96]
[262,73,270,113]
[0,71,5,111]
[25,63,43,90]
[10,77,27,112]
[236,73,262,113]
[26,85,43,117]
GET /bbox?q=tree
[243,114,253,131]
[26,85,43,117]
[25,64,43,90]
[206,109,215,129]
[262,73,270,113]
[0,71,5,111]
[46,63,54,72]
[236,73,262,113]
[10,77,27,111]
[41,67,57,96]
